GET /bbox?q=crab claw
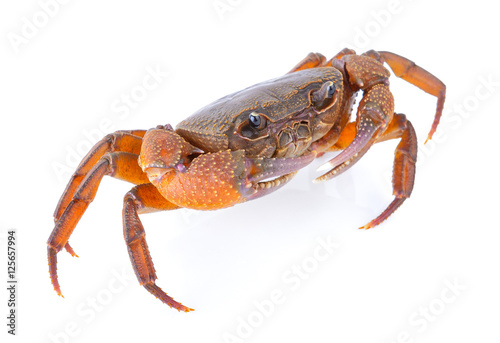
[140,126,316,210]
[139,127,203,183]
[314,112,387,184]
[244,151,317,200]
[315,84,393,183]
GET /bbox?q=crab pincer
[139,126,317,209]
[315,84,394,182]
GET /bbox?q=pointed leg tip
[359,221,376,230]
[425,129,436,144]
[53,285,64,298]
[64,243,79,257]
[169,300,195,313]
[145,283,194,313]
[66,251,79,258]
[172,303,194,312]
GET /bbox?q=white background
[1,1,499,342]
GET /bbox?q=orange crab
[47,49,445,312]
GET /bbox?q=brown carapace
[47,49,445,312]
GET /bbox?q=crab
[47,49,445,312]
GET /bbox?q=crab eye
[249,112,261,127]
[311,81,338,112]
[238,112,269,139]
[327,83,336,97]
[248,112,266,129]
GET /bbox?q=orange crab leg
[54,130,146,222]
[48,150,149,297]
[366,51,446,143]
[121,184,191,311]
[326,109,409,152]
[325,48,356,66]
[288,52,327,73]
[318,113,418,229]
[292,49,445,144]
[328,122,356,151]
[290,50,444,230]
[360,113,417,229]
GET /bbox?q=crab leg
[288,52,327,73]
[50,130,146,281]
[326,48,356,65]
[360,113,417,229]
[289,48,360,74]
[291,49,445,144]
[122,184,192,311]
[312,113,417,229]
[48,148,149,296]
[365,50,446,143]
[328,106,412,151]
[54,130,146,222]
